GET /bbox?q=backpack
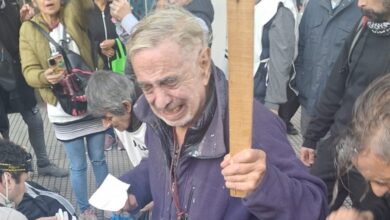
[17,181,76,220]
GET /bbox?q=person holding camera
[19,0,108,219]
[0,0,67,177]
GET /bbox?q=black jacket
[0,0,36,114]
[303,23,390,149]
[88,2,119,70]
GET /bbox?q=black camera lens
[48,58,56,66]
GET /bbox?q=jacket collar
[134,64,228,159]
[319,0,356,14]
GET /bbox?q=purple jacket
[121,65,328,220]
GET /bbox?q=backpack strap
[29,21,63,51]
[348,16,368,63]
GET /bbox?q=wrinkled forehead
[353,149,390,179]
[132,40,199,73]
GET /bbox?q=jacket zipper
[101,11,111,69]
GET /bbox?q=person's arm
[19,22,50,89]
[301,32,353,149]
[264,7,296,111]
[222,103,328,219]
[119,13,139,36]
[119,157,152,214]
[109,0,139,44]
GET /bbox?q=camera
[48,57,57,66]
[47,53,65,73]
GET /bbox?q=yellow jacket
[19,0,101,105]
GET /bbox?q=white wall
[211,0,227,73]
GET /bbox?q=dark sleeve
[302,32,355,149]
[185,0,214,31]
[244,102,328,219]
[119,158,152,214]
[294,1,309,76]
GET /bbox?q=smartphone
[47,54,65,73]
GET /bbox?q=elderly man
[327,74,390,219]
[86,71,147,166]
[118,7,328,219]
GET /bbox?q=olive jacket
[19,0,101,105]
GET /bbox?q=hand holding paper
[89,174,130,211]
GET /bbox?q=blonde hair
[126,6,207,59]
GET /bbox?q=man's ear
[1,172,13,188]
[199,47,211,86]
[122,100,133,113]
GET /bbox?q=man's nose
[152,88,171,110]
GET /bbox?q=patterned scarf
[367,21,390,36]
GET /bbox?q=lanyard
[170,128,187,220]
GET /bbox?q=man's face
[354,150,390,197]
[132,40,211,129]
[5,172,28,206]
[101,101,132,132]
[33,0,61,16]
[358,0,390,22]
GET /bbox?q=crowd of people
[0,0,389,219]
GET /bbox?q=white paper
[89,174,130,211]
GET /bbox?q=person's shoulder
[20,16,43,35]
[0,207,28,220]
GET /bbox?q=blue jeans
[63,131,108,212]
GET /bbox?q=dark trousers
[0,92,50,166]
[278,85,299,124]
[312,136,390,219]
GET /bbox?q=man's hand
[110,0,132,22]
[121,194,138,212]
[20,4,34,21]
[221,149,266,196]
[327,208,374,220]
[300,146,315,167]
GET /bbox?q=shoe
[37,163,68,177]
[286,122,299,135]
[104,134,117,151]
[79,208,98,220]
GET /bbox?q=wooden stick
[227,0,254,198]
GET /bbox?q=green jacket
[19,0,101,105]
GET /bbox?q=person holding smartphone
[19,0,108,219]
[0,0,68,178]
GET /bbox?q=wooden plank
[227,0,254,198]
